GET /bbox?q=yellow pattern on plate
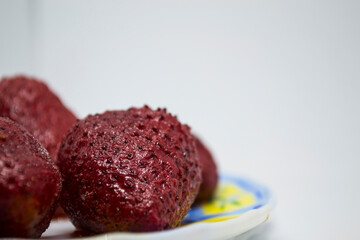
[202,183,255,215]
[199,214,242,223]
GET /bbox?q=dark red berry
[0,117,62,238]
[0,75,77,163]
[193,136,219,205]
[58,106,201,233]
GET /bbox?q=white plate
[42,175,275,240]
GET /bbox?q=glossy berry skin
[193,136,218,205]
[0,75,77,163]
[0,117,62,238]
[58,106,201,233]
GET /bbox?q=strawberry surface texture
[0,75,77,163]
[0,117,62,238]
[58,106,202,233]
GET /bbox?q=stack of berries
[0,75,218,237]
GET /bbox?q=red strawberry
[58,106,201,233]
[0,75,77,163]
[0,117,62,238]
[193,136,218,204]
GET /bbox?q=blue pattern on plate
[183,174,272,223]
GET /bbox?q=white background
[1,1,360,239]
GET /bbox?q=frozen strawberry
[58,106,201,233]
[193,136,218,205]
[0,117,62,238]
[0,75,77,163]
